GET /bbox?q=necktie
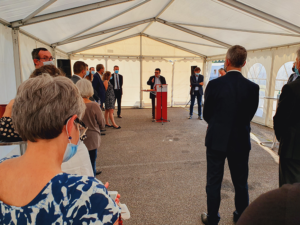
[116,74,120,89]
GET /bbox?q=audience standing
[31,48,54,69]
[147,68,166,121]
[189,67,204,120]
[202,45,259,225]
[76,79,105,176]
[273,48,300,187]
[237,183,300,225]
[0,75,120,224]
[110,65,123,118]
[287,62,299,84]
[92,64,106,109]
[218,68,226,77]
[71,61,86,84]
[103,71,121,129]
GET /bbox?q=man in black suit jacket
[147,68,166,120]
[201,45,259,225]
[70,61,86,84]
[92,64,106,109]
[110,65,123,118]
[274,50,300,187]
[189,67,204,120]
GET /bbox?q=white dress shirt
[114,73,120,90]
[195,75,199,91]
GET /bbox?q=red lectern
[155,84,168,123]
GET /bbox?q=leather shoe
[233,211,240,223]
[101,133,106,136]
[118,115,122,118]
[201,213,209,225]
[96,170,102,175]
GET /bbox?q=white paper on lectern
[155,84,168,92]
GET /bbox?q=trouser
[206,148,250,225]
[89,149,97,176]
[151,97,155,119]
[190,92,202,116]
[279,158,300,187]
[114,89,122,116]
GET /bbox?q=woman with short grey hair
[0,75,120,224]
[76,79,105,176]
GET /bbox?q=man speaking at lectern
[147,68,166,121]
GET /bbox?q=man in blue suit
[92,64,106,109]
[201,45,259,225]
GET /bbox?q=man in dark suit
[274,50,300,187]
[201,45,259,225]
[70,61,86,84]
[92,64,106,109]
[287,62,300,84]
[147,68,166,121]
[110,65,123,118]
[189,67,204,120]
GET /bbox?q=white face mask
[43,61,54,66]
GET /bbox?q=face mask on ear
[63,139,80,162]
[295,67,300,76]
[85,71,89,77]
[43,61,54,66]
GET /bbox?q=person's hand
[200,82,204,86]
[152,78,154,83]
[105,182,121,204]
[3,99,15,117]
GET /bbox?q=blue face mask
[43,61,54,66]
[63,139,80,162]
[91,71,95,75]
[115,70,119,74]
[295,67,300,76]
[110,76,113,80]
[195,73,200,76]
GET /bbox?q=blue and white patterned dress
[0,156,121,225]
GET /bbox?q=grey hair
[76,79,94,98]
[297,48,300,59]
[12,74,86,142]
[226,45,247,68]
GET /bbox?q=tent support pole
[265,50,276,127]
[140,35,143,108]
[202,58,207,90]
[105,58,108,71]
[12,28,23,88]
[171,61,175,107]
[51,46,57,66]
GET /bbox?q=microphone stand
[156,76,170,125]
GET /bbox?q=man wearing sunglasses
[32,48,55,69]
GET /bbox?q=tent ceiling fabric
[1,0,300,58]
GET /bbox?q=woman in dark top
[102,71,121,129]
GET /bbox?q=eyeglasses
[65,116,88,141]
[38,57,55,61]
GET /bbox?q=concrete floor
[96,108,279,225]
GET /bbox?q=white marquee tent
[1,0,300,136]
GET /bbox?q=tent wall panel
[107,58,141,107]
[19,33,51,81]
[173,60,203,106]
[0,24,17,104]
[71,58,106,75]
[79,36,141,56]
[0,24,20,160]
[242,50,273,125]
